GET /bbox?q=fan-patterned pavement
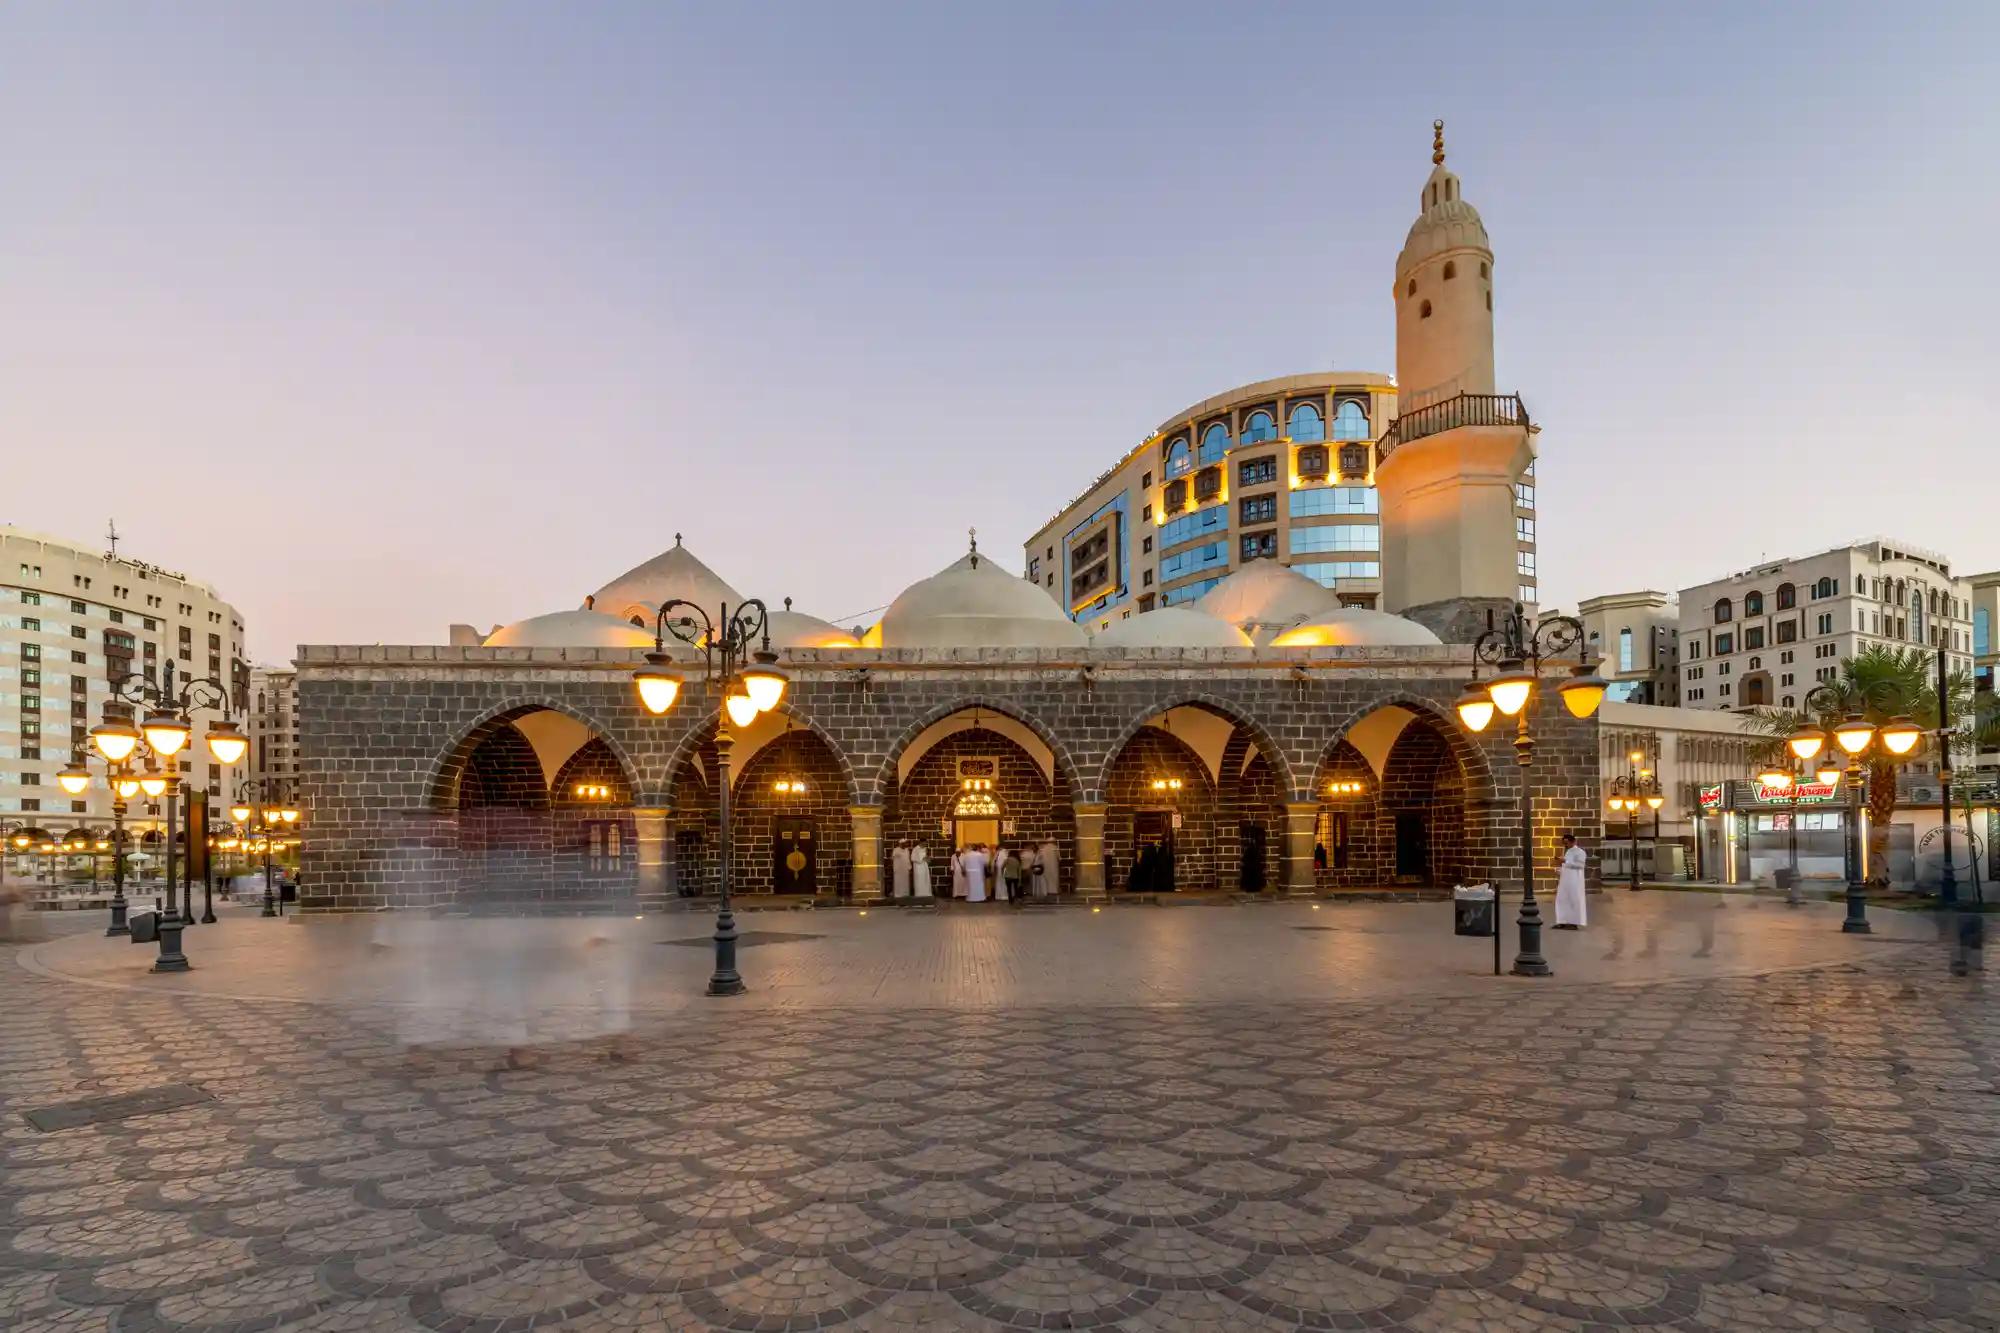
[3,925,1997,1332]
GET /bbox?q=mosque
[294,125,1599,912]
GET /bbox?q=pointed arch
[663,702,858,807]
[1315,690,1495,796]
[1095,693,1296,803]
[873,697,1082,807]
[426,697,639,812]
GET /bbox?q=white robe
[1034,840,1058,897]
[911,847,932,898]
[950,851,965,899]
[891,844,912,898]
[993,852,1012,900]
[962,850,989,902]
[1555,845,1588,926]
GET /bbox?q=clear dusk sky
[4,2,1996,663]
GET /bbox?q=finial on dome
[674,532,682,547]
[784,596,793,611]
[968,526,979,568]
[1432,119,1445,166]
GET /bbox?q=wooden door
[1394,811,1429,881]
[774,816,818,894]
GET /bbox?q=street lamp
[632,598,787,996]
[1456,604,1606,977]
[1607,745,1662,892]
[1756,759,1807,906]
[231,783,302,918]
[1796,694,1921,934]
[94,663,245,973]
[56,755,141,936]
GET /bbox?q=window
[70,651,85,664]
[1242,410,1277,445]
[70,599,86,613]
[22,643,39,660]
[1331,400,1370,441]
[1714,598,1733,624]
[1715,633,1734,655]
[1744,591,1764,617]
[1516,551,1535,577]
[1618,628,1634,673]
[1240,533,1277,562]
[1780,649,1794,664]
[1516,516,1535,542]
[1776,621,1797,644]
[1293,561,1382,588]
[1420,300,1432,318]
[1979,607,1992,655]
[1239,495,1277,525]
[1816,613,1834,635]
[21,617,38,632]
[1290,525,1380,554]
[1518,583,1537,604]
[1194,465,1222,501]
[1141,504,1151,522]
[1164,478,1189,512]
[70,626,85,640]
[1515,482,1535,509]
[1142,570,1154,587]
[1158,503,1228,549]
[1813,577,1836,598]
[1164,437,1192,480]
[1238,457,1276,487]
[1140,472,1152,489]
[1337,443,1369,479]
[1744,626,1765,650]
[1141,536,1152,554]
[1198,422,1229,465]
[1776,583,1796,610]
[1296,445,1330,479]
[1406,278,1416,297]
[1443,260,1456,280]
[1290,486,1377,516]
[1162,576,1225,606]
[1480,261,1489,278]
[21,668,39,688]
[1287,402,1323,442]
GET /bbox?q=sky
[4,2,1997,663]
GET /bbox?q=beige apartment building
[1677,539,1975,717]
[249,666,300,802]
[1026,125,1539,631]
[1,526,249,840]
[1572,590,1679,707]
[1972,569,1997,777]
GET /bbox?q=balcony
[1378,392,1530,457]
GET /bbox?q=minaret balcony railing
[1378,392,1530,458]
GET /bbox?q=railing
[1378,392,1529,455]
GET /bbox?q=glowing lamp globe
[1558,664,1608,719]
[1646,793,1665,810]
[1454,682,1496,733]
[1787,725,1827,762]
[1487,666,1534,718]
[280,807,299,823]
[204,720,249,766]
[632,653,684,716]
[1815,761,1843,786]
[1879,716,1922,756]
[89,718,142,764]
[1833,714,1876,755]
[139,773,168,799]
[114,774,142,801]
[141,710,191,757]
[1758,766,1793,790]
[57,766,91,796]
[229,802,252,823]
[723,680,760,729]
[741,657,788,714]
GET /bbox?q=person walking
[1554,832,1588,929]
[1003,847,1024,906]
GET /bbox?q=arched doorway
[665,715,857,900]
[883,706,1075,899]
[438,705,639,910]
[1102,703,1290,894]
[1314,703,1477,890]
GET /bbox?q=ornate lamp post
[1754,760,1807,906]
[631,598,788,996]
[231,786,301,917]
[1787,698,1920,933]
[88,662,247,972]
[56,757,142,935]
[1454,604,1607,977]
[1606,745,1663,891]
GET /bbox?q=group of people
[888,839,1060,903]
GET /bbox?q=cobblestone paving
[4,931,1998,1331]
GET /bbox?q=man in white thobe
[950,848,965,899]
[962,845,989,903]
[912,844,932,898]
[1554,833,1588,928]
[1036,839,1059,897]
[891,841,912,899]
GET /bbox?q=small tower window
[1485,292,1491,311]
[1420,300,1432,319]
[1479,262,1489,278]
[1442,261,1455,280]
[1405,278,1416,298]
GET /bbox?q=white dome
[1270,608,1443,648]
[881,548,1088,650]
[1092,608,1251,650]
[483,609,659,650]
[589,539,743,626]
[764,609,860,650]
[1196,563,1342,643]
[1395,163,1491,280]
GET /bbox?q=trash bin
[129,910,160,944]
[1453,884,1496,937]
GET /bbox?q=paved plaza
[4,896,1998,1332]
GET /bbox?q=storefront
[1693,779,1865,887]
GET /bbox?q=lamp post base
[106,896,129,937]
[152,913,191,973]
[1511,896,1553,977]
[261,890,276,918]
[707,907,746,997]
[1842,887,1872,934]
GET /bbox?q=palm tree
[1750,645,1974,888]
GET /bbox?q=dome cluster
[476,536,1438,653]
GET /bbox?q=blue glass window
[1332,400,1370,441]
[1163,437,1192,480]
[1242,411,1277,446]
[1287,403,1323,442]
[1289,486,1378,517]
[1198,423,1230,465]
[1160,540,1229,581]
[1293,561,1381,588]
[1162,576,1225,606]
[1977,607,1991,655]
[1289,525,1380,554]
[1158,503,1228,549]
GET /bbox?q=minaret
[1376,120,1535,642]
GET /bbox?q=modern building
[1,526,250,843]
[1027,123,1538,635]
[1571,591,1679,706]
[1972,569,1998,779]
[248,666,300,802]
[1677,539,1975,714]
[1594,700,1760,881]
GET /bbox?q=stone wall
[295,645,1601,911]
[1102,728,1216,892]
[884,726,1076,896]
